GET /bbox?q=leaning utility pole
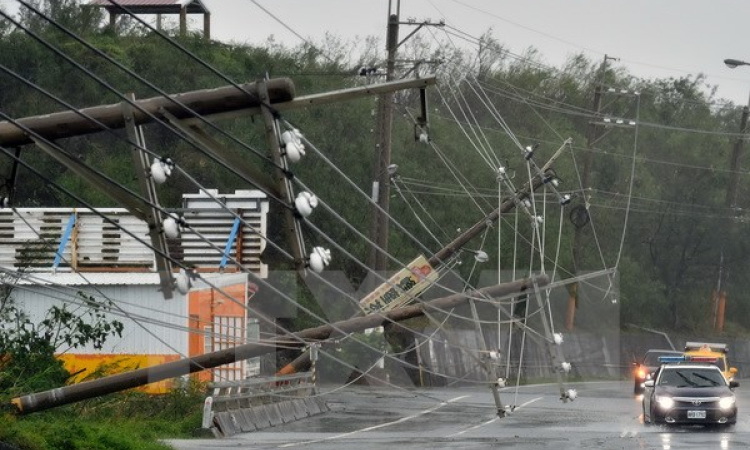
[11,275,548,414]
[278,155,563,376]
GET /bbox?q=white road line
[517,397,543,409]
[499,380,620,391]
[447,397,542,438]
[447,417,499,437]
[278,395,470,448]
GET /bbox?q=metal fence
[202,372,329,437]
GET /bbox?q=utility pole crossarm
[160,77,436,127]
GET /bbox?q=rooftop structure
[89,0,211,38]
[0,189,268,278]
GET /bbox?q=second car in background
[633,349,683,394]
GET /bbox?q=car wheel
[634,382,642,395]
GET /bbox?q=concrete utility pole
[572,55,610,272]
[277,168,555,376]
[568,54,617,329]
[11,275,549,414]
[726,96,750,209]
[0,76,436,299]
[369,4,400,273]
[0,78,296,148]
[368,1,443,273]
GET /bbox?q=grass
[0,384,205,450]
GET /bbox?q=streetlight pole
[723,58,750,209]
[716,58,750,332]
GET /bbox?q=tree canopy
[1,1,749,336]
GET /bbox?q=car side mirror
[644,380,654,388]
[730,367,738,374]
[730,380,740,389]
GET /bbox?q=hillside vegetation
[1,1,749,447]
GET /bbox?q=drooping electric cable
[0,3,580,392]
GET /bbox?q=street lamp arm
[725,58,750,69]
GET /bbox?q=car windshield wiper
[692,372,720,387]
[675,371,698,387]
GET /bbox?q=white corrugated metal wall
[0,190,269,371]
[11,284,189,356]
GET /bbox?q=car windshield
[642,351,680,366]
[657,368,727,387]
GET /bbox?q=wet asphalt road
[167,380,750,449]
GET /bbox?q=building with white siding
[0,189,268,391]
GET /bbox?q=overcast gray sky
[198,0,750,106]
[2,0,750,105]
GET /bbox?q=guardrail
[202,372,329,437]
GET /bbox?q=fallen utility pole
[0,78,295,148]
[277,166,555,376]
[11,274,547,415]
[0,76,437,148]
[1,76,436,296]
[428,172,549,267]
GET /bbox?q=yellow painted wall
[58,353,181,394]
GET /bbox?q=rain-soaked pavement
[167,380,750,449]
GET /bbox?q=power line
[1,2,604,398]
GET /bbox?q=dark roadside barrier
[202,372,329,437]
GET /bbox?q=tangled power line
[4,0,742,413]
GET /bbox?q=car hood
[656,386,732,398]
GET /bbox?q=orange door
[188,281,247,382]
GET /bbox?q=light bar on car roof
[688,356,718,363]
[658,355,687,363]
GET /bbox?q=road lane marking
[517,397,543,409]
[447,397,542,437]
[447,417,499,437]
[499,380,619,391]
[278,395,470,448]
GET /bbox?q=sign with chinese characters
[359,255,438,314]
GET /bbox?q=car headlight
[719,396,736,410]
[656,396,674,409]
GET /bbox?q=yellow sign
[58,353,180,394]
[359,255,438,314]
